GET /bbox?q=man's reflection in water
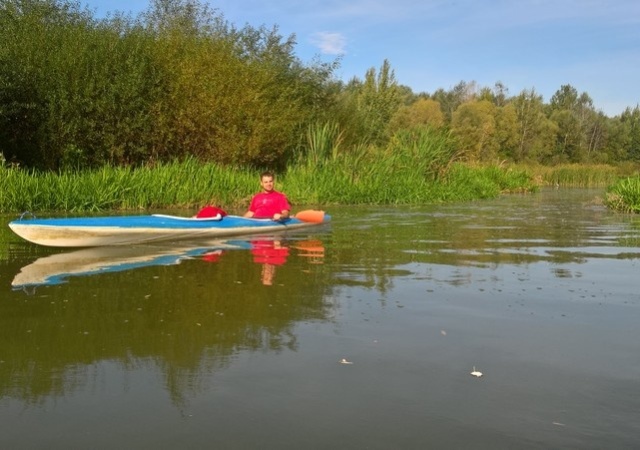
[251,240,289,285]
[199,239,325,286]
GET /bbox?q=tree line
[1,0,639,172]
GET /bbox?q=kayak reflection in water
[201,249,225,263]
[251,239,290,285]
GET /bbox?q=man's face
[260,176,275,192]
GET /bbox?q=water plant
[604,177,640,213]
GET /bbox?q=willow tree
[142,0,335,167]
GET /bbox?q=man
[244,171,291,221]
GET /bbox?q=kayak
[8,210,329,247]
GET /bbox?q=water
[1,189,639,449]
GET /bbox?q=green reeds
[526,164,621,188]
[0,158,255,213]
[604,177,640,213]
[1,142,537,213]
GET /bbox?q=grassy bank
[0,158,538,214]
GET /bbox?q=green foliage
[605,177,640,213]
[347,59,403,145]
[443,164,536,199]
[300,121,343,169]
[548,164,619,187]
[387,98,444,134]
[0,0,336,170]
[0,158,254,212]
[385,127,458,180]
[611,106,640,161]
[451,100,498,161]
[0,1,639,175]
[1,133,537,213]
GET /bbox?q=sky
[85,0,640,117]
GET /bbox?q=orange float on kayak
[294,210,325,223]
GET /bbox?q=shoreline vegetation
[2,157,639,214]
[2,1,640,215]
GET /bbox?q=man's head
[260,171,275,193]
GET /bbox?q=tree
[451,100,497,161]
[493,103,519,160]
[351,59,403,145]
[511,89,557,163]
[549,84,599,162]
[610,106,640,161]
[387,98,444,134]
[431,80,478,123]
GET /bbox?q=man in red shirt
[244,171,291,221]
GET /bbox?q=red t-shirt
[248,191,291,219]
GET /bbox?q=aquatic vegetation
[0,156,537,213]
[522,163,621,187]
[605,177,640,213]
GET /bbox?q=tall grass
[0,124,539,213]
[1,154,538,214]
[604,177,640,213]
[521,163,621,187]
[0,158,256,214]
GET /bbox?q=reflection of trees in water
[0,249,333,405]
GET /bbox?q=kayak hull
[9,213,330,247]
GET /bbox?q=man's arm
[273,210,289,221]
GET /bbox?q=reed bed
[3,146,630,215]
[0,159,255,214]
[524,164,621,188]
[604,177,640,213]
[0,156,537,213]
[0,126,540,213]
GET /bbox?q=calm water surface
[1,189,639,449]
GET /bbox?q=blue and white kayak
[8,210,329,247]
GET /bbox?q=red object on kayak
[196,205,228,218]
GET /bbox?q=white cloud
[310,31,347,55]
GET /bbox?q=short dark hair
[260,171,274,179]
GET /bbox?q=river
[1,188,639,449]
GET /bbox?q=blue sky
[86,0,640,116]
